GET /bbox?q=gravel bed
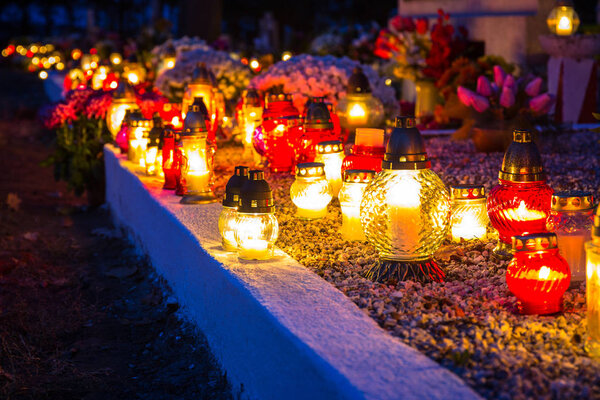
[214,131,600,400]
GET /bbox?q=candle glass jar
[547,191,594,284]
[106,80,137,139]
[487,130,553,260]
[338,169,374,241]
[235,170,279,260]
[314,140,344,198]
[218,166,249,251]
[341,128,385,174]
[361,117,450,283]
[182,63,218,141]
[450,184,490,242]
[295,97,339,164]
[115,109,132,154]
[127,112,152,167]
[547,1,580,36]
[336,67,384,131]
[290,162,332,220]
[586,205,600,357]
[161,127,177,190]
[242,89,263,159]
[507,233,570,315]
[145,115,163,176]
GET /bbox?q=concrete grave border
[104,144,481,400]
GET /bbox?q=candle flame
[538,266,551,280]
[558,16,571,31]
[349,104,366,118]
[504,201,546,221]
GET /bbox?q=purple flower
[529,93,554,115]
[457,86,489,112]
[471,93,490,112]
[525,77,543,97]
[476,76,493,97]
[500,85,516,108]
[457,86,474,107]
[502,75,516,90]
[493,65,506,88]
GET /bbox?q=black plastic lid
[245,88,262,107]
[382,116,430,170]
[182,97,208,137]
[191,62,213,85]
[347,67,372,94]
[223,166,250,207]
[304,97,333,130]
[238,170,274,213]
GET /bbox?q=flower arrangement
[249,54,397,117]
[155,47,252,104]
[309,22,381,64]
[374,9,468,81]
[41,87,115,203]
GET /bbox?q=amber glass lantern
[547,191,594,284]
[106,80,138,139]
[450,184,490,242]
[547,0,580,36]
[295,97,339,164]
[158,45,176,74]
[360,117,450,283]
[182,63,218,141]
[219,166,249,251]
[507,233,570,315]
[341,128,385,174]
[339,169,375,241]
[145,114,163,176]
[242,89,263,159]
[314,140,344,198]
[290,162,333,220]
[127,111,152,167]
[337,67,384,131]
[487,130,553,260]
[235,170,279,260]
[179,101,217,204]
[586,206,600,357]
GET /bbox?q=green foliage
[42,117,112,197]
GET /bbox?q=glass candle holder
[295,97,339,165]
[487,130,553,260]
[115,109,132,154]
[218,166,249,251]
[507,233,570,315]
[161,127,177,190]
[450,184,490,242]
[106,80,137,139]
[242,89,263,159]
[338,169,375,241]
[290,162,332,220]
[547,191,594,284]
[341,128,385,174]
[127,112,152,167]
[182,63,218,141]
[259,93,303,173]
[585,205,600,357]
[361,117,450,283]
[179,102,217,204]
[145,115,163,176]
[235,170,279,260]
[314,140,344,198]
[336,67,384,131]
[547,0,580,36]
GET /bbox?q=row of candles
[106,63,599,357]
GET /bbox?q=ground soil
[0,69,233,400]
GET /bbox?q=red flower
[416,19,429,35]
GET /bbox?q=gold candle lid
[295,162,325,178]
[343,169,375,183]
[499,130,546,182]
[450,184,486,200]
[512,232,558,252]
[551,191,594,211]
[316,140,343,155]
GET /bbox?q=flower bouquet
[310,22,381,64]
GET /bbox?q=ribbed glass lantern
[337,67,384,130]
[360,116,450,283]
[219,166,249,251]
[450,184,490,242]
[290,162,333,220]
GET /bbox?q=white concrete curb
[104,144,482,400]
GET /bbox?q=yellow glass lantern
[235,170,279,260]
[360,117,450,283]
[547,1,580,36]
[219,166,250,251]
[145,115,163,176]
[242,89,263,160]
[182,63,215,122]
[290,162,333,220]
[180,101,217,204]
[110,53,122,66]
[106,80,138,139]
[315,140,344,198]
[449,184,490,242]
[127,111,152,167]
[586,206,600,357]
[338,169,375,241]
[337,67,384,131]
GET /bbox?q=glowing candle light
[314,140,344,198]
[219,166,249,251]
[337,67,384,131]
[127,111,152,167]
[160,127,177,190]
[487,130,553,260]
[341,128,385,175]
[182,63,218,141]
[339,170,375,241]
[235,170,279,260]
[507,233,570,315]
[241,89,263,159]
[450,184,489,242]
[547,1,580,36]
[106,80,138,139]
[290,162,333,220]
[145,115,163,176]
[586,206,600,357]
[361,117,450,283]
[547,191,594,284]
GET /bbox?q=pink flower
[529,93,554,115]
[476,76,493,97]
[493,65,506,88]
[500,85,515,108]
[471,93,490,112]
[525,77,543,97]
[502,75,516,90]
[457,86,474,107]
[457,86,490,112]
